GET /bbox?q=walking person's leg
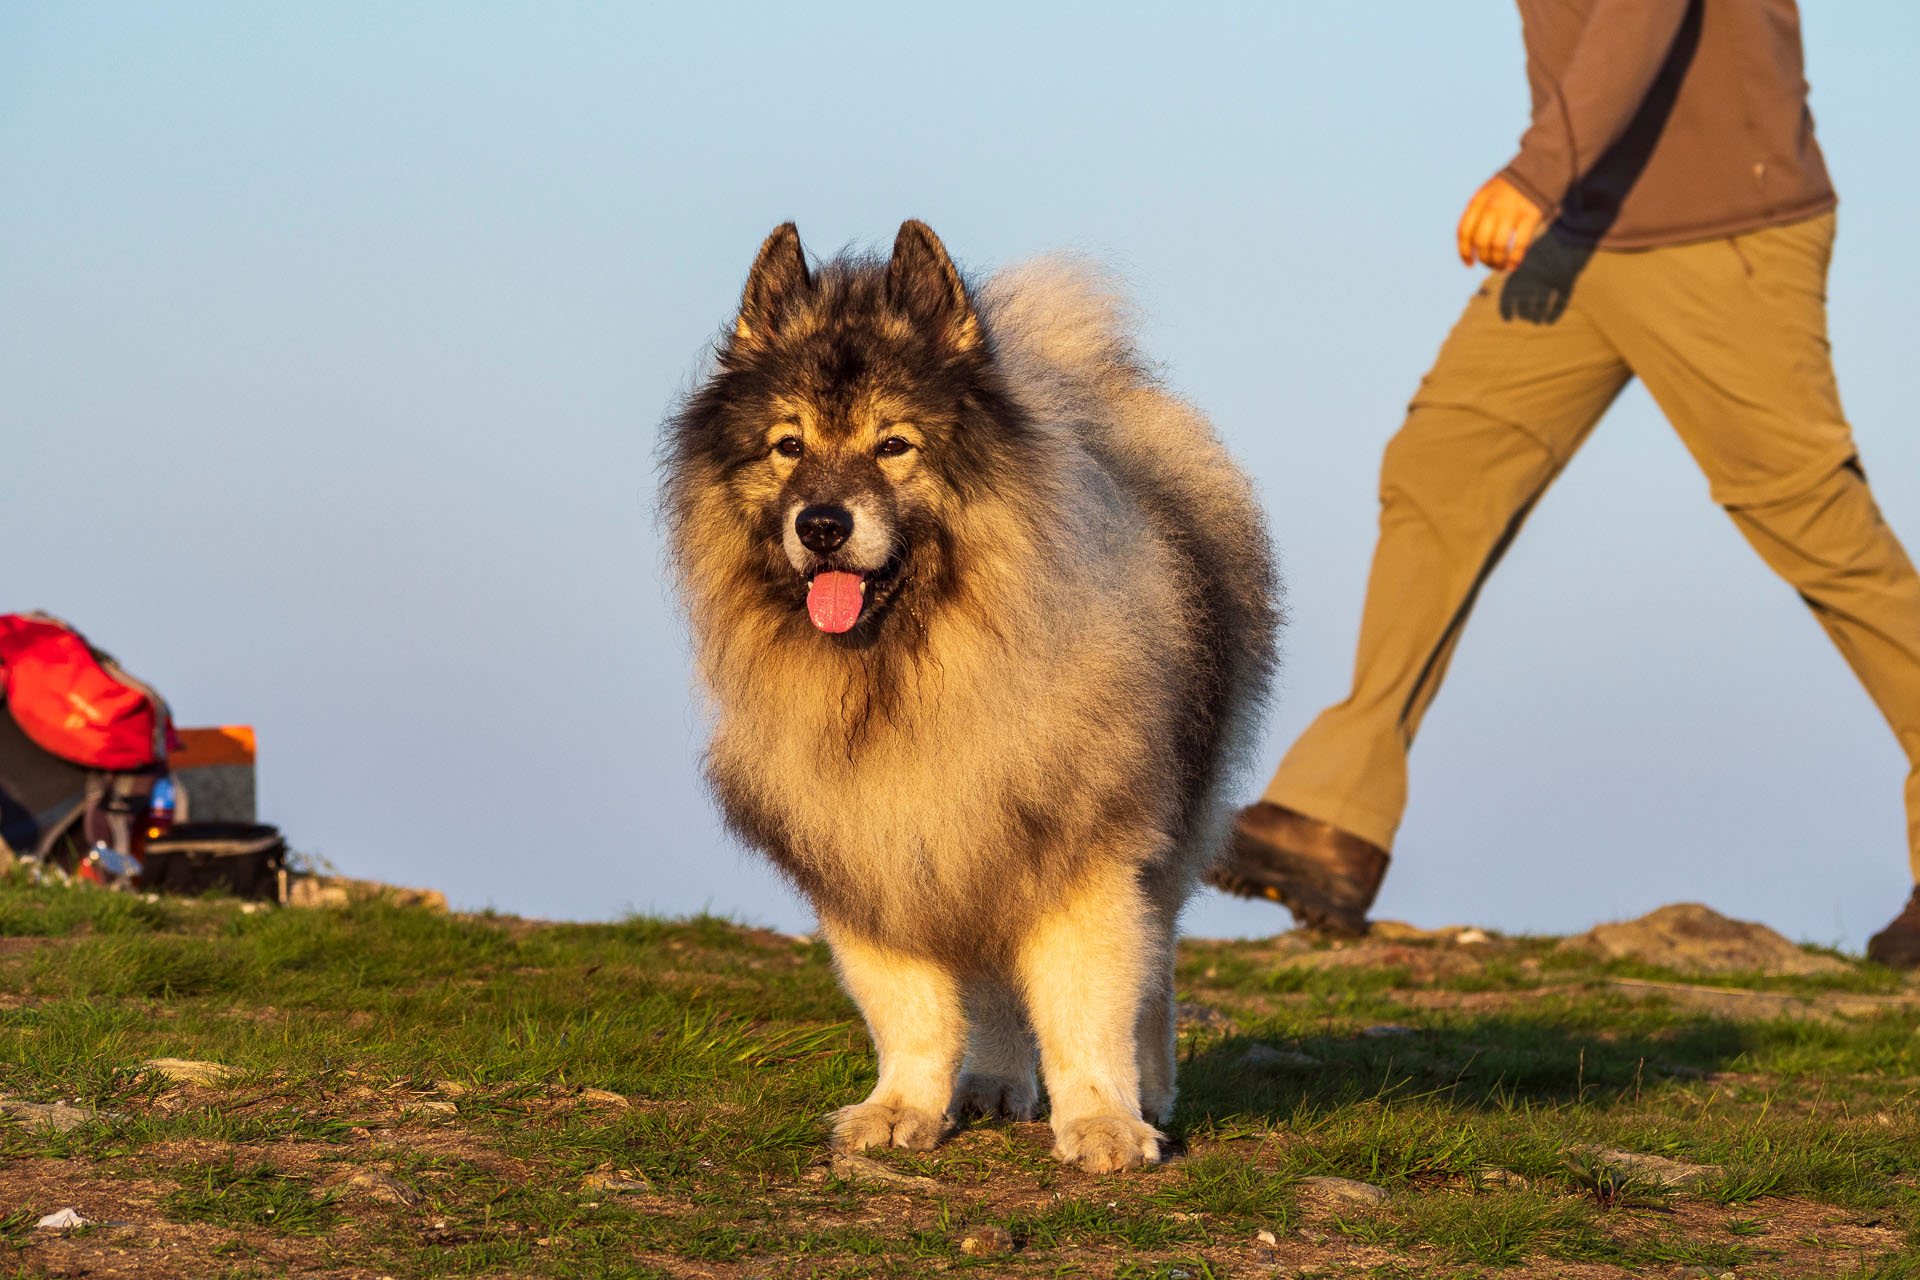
[1213,236,1632,932]
[1726,467,1920,949]
[1591,213,1920,967]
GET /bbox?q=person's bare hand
[1457,175,1546,270]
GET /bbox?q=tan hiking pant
[1263,212,1920,881]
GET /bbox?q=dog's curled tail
[976,255,1233,478]
[977,255,1148,407]
[979,253,1282,829]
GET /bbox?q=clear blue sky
[4,3,1917,947]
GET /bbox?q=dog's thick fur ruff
[662,221,1278,1170]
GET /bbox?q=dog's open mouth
[803,558,903,634]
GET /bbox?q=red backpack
[0,614,176,770]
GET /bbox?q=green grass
[0,873,1915,1278]
[166,1157,339,1233]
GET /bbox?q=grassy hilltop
[0,880,1917,1279]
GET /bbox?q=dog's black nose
[795,504,853,554]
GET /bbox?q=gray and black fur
[661,221,1278,1171]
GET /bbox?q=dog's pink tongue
[807,571,865,633]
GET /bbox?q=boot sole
[1204,861,1370,938]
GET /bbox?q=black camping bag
[139,822,286,900]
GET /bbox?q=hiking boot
[1866,887,1920,970]
[1205,802,1389,937]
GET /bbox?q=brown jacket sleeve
[1501,0,1693,214]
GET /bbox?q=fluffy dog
[661,221,1278,1171]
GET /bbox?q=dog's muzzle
[783,500,897,635]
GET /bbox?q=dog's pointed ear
[735,223,812,346]
[886,220,980,354]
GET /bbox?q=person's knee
[1378,407,1545,515]
[1378,417,1455,507]
[1725,456,1915,594]
[1722,455,1871,527]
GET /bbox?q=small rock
[1241,1044,1321,1070]
[577,1088,630,1109]
[958,1224,1013,1255]
[283,876,352,908]
[1365,921,1497,945]
[1361,1024,1416,1039]
[829,1152,941,1191]
[1555,903,1848,976]
[0,1100,111,1133]
[323,1168,422,1207]
[140,1058,241,1086]
[1296,1175,1390,1205]
[284,874,448,912]
[1564,1145,1720,1189]
[35,1208,89,1230]
[1366,920,1450,942]
[1255,1228,1279,1246]
[581,1168,653,1194]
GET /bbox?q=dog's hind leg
[1134,941,1178,1126]
[1016,861,1163,1173]
[1136,857,1199,1126]
[820,921,963,1152]
[952,975,1038,1122]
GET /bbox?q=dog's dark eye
[774,436,804,459]
[877,437,913,458]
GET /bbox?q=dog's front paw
[952,1072,1038,1122]
[1051,1114,1162,1173]
[832,1101,948,1152]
